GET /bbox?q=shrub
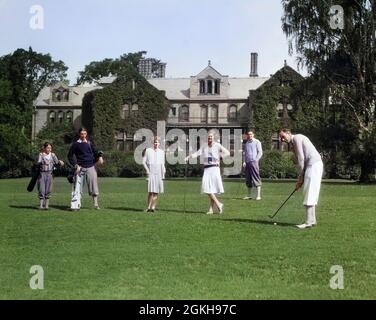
[260,150,298,179]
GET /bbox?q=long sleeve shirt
[243,138,263,163]
[291,134,322,173]
[191,142,230,165]
[67,139,99,168]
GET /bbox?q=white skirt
[147,174,164,193]
[201,166,224,194]
[303,161,323,206]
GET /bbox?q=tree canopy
[282,0,376,181]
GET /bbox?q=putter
[269,188,297,219]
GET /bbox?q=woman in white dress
[142,137,166,213]
[185,132,230,214]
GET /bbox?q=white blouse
[191,142,230,165]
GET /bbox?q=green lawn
[0,177,375,299]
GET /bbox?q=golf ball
[273,222,277,225]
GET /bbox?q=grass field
[0,177,375,299]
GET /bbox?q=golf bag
[70,170,83,210]
[27,163,41,192]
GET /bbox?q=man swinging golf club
[279,129,323,229]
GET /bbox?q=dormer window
[199,79,220,94]
[52,87,69,102]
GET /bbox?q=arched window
[179,105,189,122]
[49,111,56,123]
[66,111,73,123]
[228,105,237,121]
[131,104,139,116]
[200,105,208,123]
[210,105,218,124]
[58,111,64,124]
[276,103,284,118]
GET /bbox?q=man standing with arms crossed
[242,130,263,200]
[279,129,324,229]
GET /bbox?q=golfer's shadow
[217,218,297,227]
[9,205,39,211]
[9,205,71,211]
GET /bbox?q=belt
[204,164,219,169]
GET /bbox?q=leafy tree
[0,47,67,177]
[0,47,67,122]
[282,0,376,181]
[76,51,147,84]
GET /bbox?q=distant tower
[138,58,166,78]
[250,52,258,77]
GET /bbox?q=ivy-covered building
[33,56,304,151]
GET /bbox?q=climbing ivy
[82,66,169,150]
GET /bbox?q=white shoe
[242,196,252,200]
[206,210,213,215]
[217,203,224,214]
[255,197,261,201]
[296,223,313,229]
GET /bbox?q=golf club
[269,187,297,219]
[183,159,188,214]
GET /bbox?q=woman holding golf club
[185,131,230,214]
[143,136,166,213]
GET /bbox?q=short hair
[78,127,87,134]
[43,142,52,149]
[153,136,161,143]
[246,129,254,134]
[279,128,291,134]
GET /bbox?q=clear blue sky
[0,0,305,84]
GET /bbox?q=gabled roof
[34,85,101,107]
[195,64,225,79]
[148,77,269,100]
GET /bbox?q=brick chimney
[250,52,258,77]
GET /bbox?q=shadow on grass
[10,205,73,212]
[108,206,202,214]
[9,205,39,211]
[217,217,297,228]
[158,208,203,214]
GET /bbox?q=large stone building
[32,82,101,140]
[148,61,268,132]
[33,54,302,150]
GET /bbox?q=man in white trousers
[279,129,324,229]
